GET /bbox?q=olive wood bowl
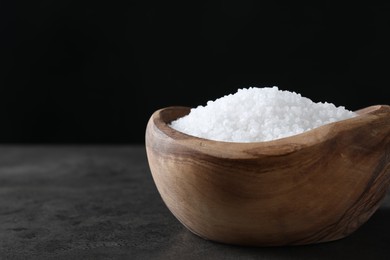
[145,105,390,246]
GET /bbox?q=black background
[1,2,389,144]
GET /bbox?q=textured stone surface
[0,146,389,259]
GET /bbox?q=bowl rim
[148,105,389,158]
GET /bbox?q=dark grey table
[0,146,389,259]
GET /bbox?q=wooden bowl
[145,105,390,246]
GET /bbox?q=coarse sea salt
[170,86,357,142]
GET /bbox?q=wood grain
[145,105,390,246]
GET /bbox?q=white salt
[170,87,357,142]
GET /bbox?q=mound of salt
[170,87,356,142]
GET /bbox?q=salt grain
[170,87,357,142]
